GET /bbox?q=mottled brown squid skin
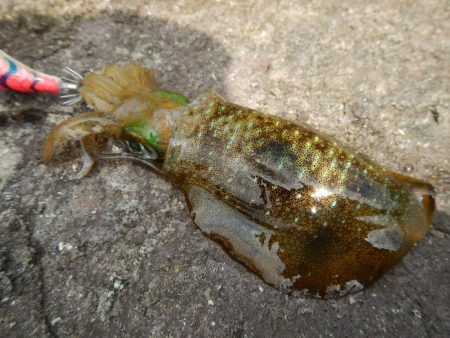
[163,93,435,297]
[41,60,435,297]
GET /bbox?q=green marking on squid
[311,152,322,169]
[151,89,189,106]
[123,120,159,148]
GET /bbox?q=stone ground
[0,1,449,337]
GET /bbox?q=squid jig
[2,54,435,298]
[0,49,81,103]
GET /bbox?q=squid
[38,63,436,298]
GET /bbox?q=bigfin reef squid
[42,63,435,298]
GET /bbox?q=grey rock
[1,1,449,337]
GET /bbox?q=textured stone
[1,1,449,337]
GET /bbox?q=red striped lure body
[42,63,435,298]
[0,50,79,102]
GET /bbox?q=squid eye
[125,140,158,160]
[126,140,142,153]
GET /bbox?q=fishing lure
[0,49,80,103]
[40,63,435,298]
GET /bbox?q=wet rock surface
[1,1,449,337]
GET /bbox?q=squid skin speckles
[163,93,435,297]
[42,64,436,298]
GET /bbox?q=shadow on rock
[0,10,231,338]
[432,210,450,235]
[0,10,231,125]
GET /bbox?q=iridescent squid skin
[43,64,435,298]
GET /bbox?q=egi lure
[0,49,80,103]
